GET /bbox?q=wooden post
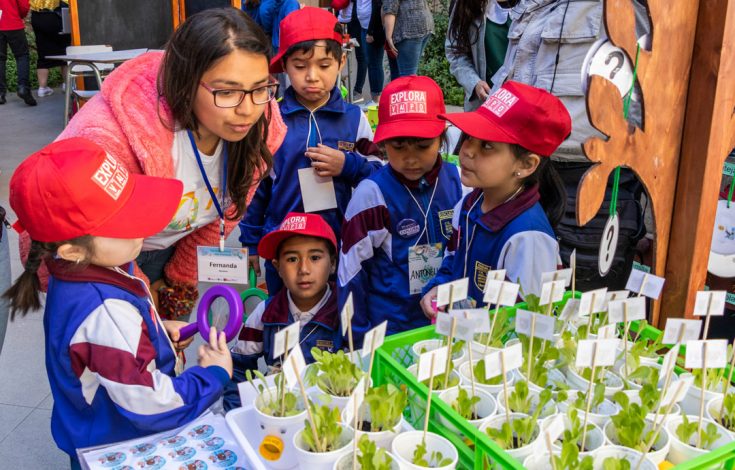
[579,0,701,328]
[662,0,735,326]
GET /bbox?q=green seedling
[484,415,539,450]
[362,384,408,432]
[601,457,631,470]
[355,435,394,470]
[609,392,654,452]
[625,365,659,389]
[301,402,345,453]
[451,387,481,420]
[550,441,594,470]
[571,383,606,414]
[713,393,735,432]
[558,408,596,451]
[675,414,722,449]
[475,307,513,348]
[472,359,503,385]
[246,369,302,417]
[506,380,553,416]
[412,439,453,468]
[307,348,364,397]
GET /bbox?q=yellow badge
[337,141,355,151]
[474,260,491,292]
[438,209,454,240]
[316,339,334,350]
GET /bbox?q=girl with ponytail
[420,81,571,316]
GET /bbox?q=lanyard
[463,194,483,278]
[403,180,439,247]
[187,130,228,251]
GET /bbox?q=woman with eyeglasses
[36,8,287,318]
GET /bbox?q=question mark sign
[605,51,625,79]
[598,215,619,277]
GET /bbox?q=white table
[47,48,150,126]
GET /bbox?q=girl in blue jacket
[3,138,232,467]
[420,81,571,315]
[338,76,463,346]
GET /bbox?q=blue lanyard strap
[187,130,228,249]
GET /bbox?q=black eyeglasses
[199,81,280,107]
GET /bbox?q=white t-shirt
[143,130,227,251]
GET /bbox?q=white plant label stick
[625,269,665,299]
[576,339,619,368]
[541,268,573,287]
[662,319,702,345]
[437,312,474,341]
[483,280,520,307]
[608,297,646,323]
[417,346,449,382]
[342,376,366,426]
[272,322,300,359]
[571,249,577,294]
[485,269,507,283]
[606,290,630,302]
[483,343,523,378]
[436,278,469,308]
[579,288,609,316]
[451,308,491,333]
[693,291,727,340]
[341,292,355,336]
[660,374,694,408]
[361,321,387,358]
[515,310,555,341]
[540,280,566,306]
[559,298,581,322]
[545,414,566,443]
[597,324,619,340]
[660,347,678,382]
[685,339,728,369]
[282,345,306,389]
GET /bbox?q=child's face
[459,137,525,190]
[273,235,334,309]
[283,41,345,110]
[384,137,441,181]
[89,237,144,267]
[193,49,270,147]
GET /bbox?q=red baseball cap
[10,138,183,243]
[440,81,572,156]
[258,212,337,260]
[374,75,446,144]
[270,7,344,73]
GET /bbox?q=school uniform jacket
[423,185,559,303]
[240,86,382,254]
[44,260,228,457]
[232,283,342,371]
[338,158,462,346]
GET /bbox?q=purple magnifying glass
[178,285,244,342]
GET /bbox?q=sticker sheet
[80,413,247,470]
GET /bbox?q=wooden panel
[579,0,700,326]
[661,0,735,323]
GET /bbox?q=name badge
[297,167,338,213]
[197,246,249,284]
[408,243,443,295]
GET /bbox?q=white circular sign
[708,200,735,278]
[580,39,635,97]
[599,215,619,277]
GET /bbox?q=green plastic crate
[371,298,735,469]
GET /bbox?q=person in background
[382,0,433,77]
[0,0,37,105]
[338,0,370,102]
[362,0,396,106]
[30,0,71,97]
[446,0,511,111]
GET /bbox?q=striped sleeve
[69,299,224,427]
[422,198,463,295]
[231,300,266,357]
[497,231,560,298]
[341,113,383,185]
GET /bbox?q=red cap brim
[374,119,446,144]
[269,53,286,74]
[90,174,184,239]
[440,111,517,145]
[258,228,337,260]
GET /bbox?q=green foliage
[356,435,394,470]
[246,369,302,417]
[559,408,596,451]
[412,438,453,468]
[363,384,407,432]
[716,394,735,431]
[5,25,64,92]
[602,457,631,470]
[625,365,659,388]
[518,336,560,388]
[417,7,463,107]
[301,402,345,453]
[626,324,663,369]
[474,308,513,348]
[571,383,606,414]
[551,441,594,470]
[485,415,539,450]
[692,367,724,392]
[451,387,481,420]
[675,415,722,449]
[609,392,653,452]
[308,348,364,397]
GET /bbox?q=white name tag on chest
[298,167,338,213]
[197,246,249,284]
[408,243,443,295]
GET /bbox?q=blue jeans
[395,35,429,77]
[347,16,367,94]
[364,31,386,99]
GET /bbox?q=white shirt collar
[486,0,510,24]
[287,285,332,327]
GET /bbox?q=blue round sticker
[397,218,420,238]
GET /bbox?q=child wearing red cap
[420,81,570,315]
[338,76,463,346]
[241,7,382,296]
[3,138,233,466]
[225,212,341,410]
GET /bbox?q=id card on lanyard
[403,182,442,294]
[187,131,249,285]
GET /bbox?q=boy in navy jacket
[241,7,382,295]
[225,212,342,410]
